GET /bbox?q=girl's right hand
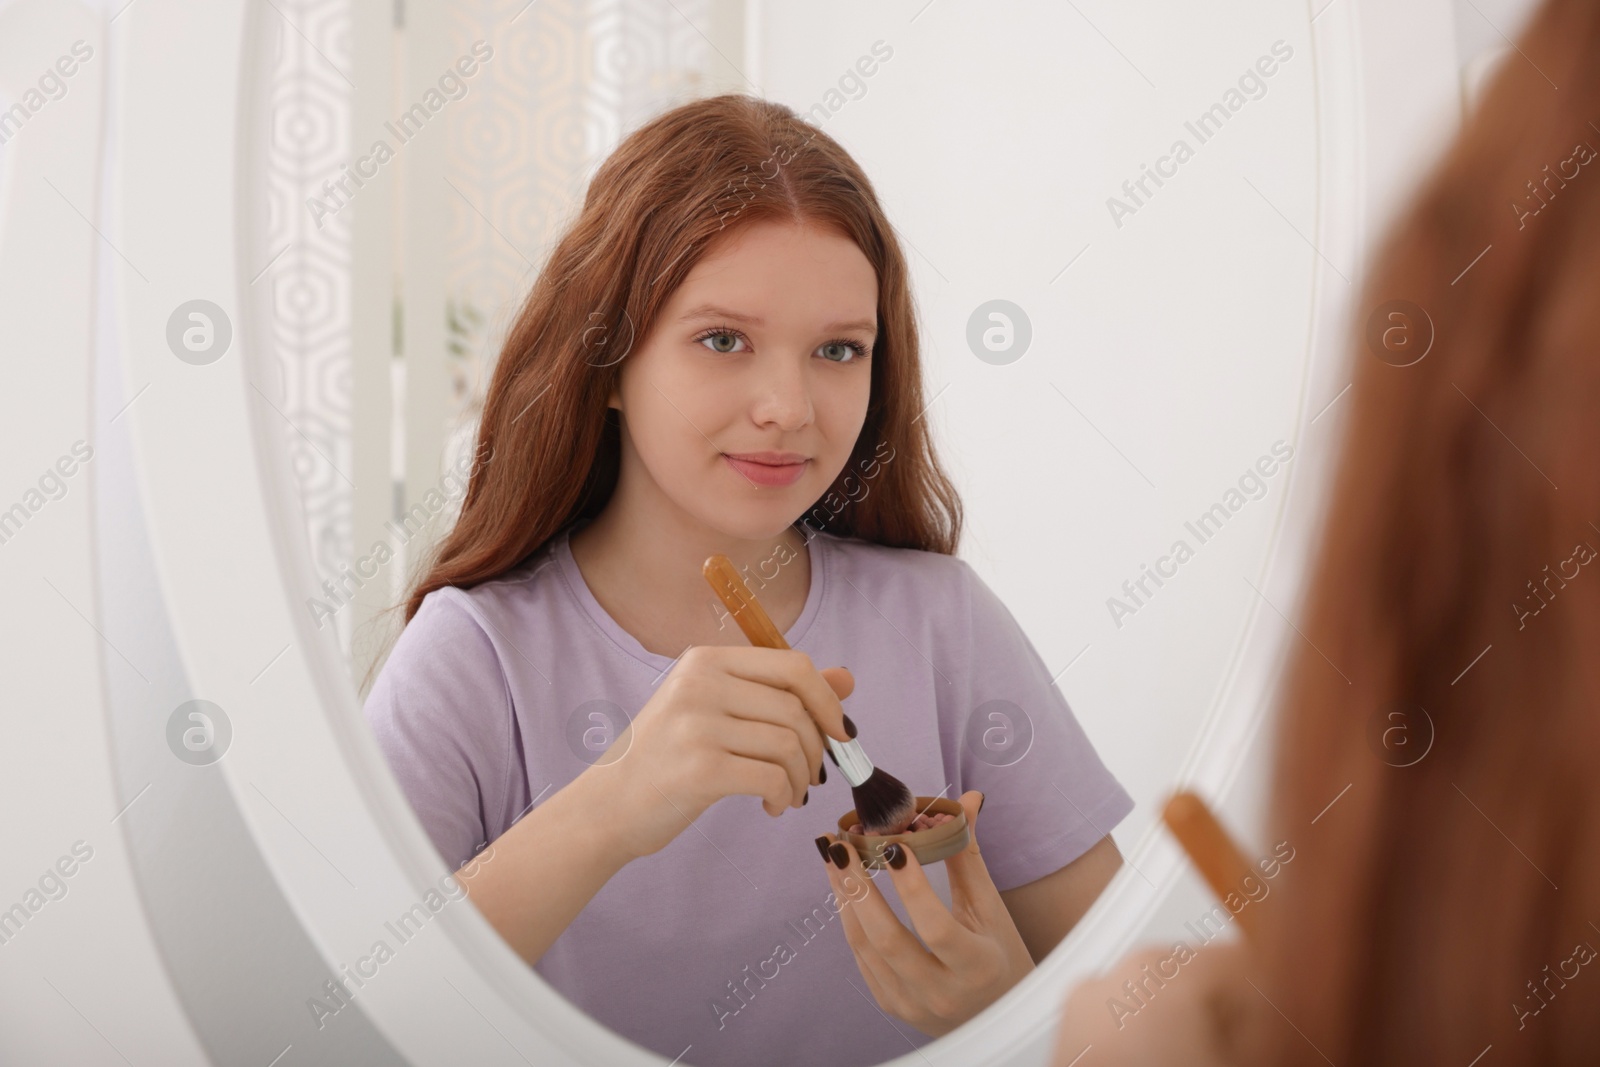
[1052,938,1258,1065]
[581,646,854,862]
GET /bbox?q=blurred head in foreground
[1255,0,1600,1062]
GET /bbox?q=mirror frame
[104,0,1463,1063]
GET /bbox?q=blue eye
[818,339,871,364]
[696,329,748,354]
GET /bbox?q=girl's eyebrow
[677,303,876,335]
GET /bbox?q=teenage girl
[1050,0,1600,1062]
[364,94,1133,1067]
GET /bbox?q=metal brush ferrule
[826,736,874,788]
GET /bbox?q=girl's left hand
[817,790,1035,1037]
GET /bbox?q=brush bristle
[853,767,916,835]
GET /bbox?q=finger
[711,672,826,786]
[713,716,811,809]
[713,751,802,816]
[706,646,852,744]
[817,666,854,772]
[943,791,1005,908]
[826,836,942,986]
[819,665,854,701]
[879,838,983,966]
[820,835,905,1008]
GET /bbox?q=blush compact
[835,796,970,869]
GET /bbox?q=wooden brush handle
[705,553,864,778]
[1162,790,1260,941]
[703,555,790,650]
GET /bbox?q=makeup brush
[1162,790,1260,941]
[703,553,916,835]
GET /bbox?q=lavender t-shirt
[363,521,1133,1067]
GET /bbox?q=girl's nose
[751,357,814,429]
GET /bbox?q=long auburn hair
[398,93,962,628]
[1251,0,1600,1062]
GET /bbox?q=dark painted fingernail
[977,792,986,816]
[825,746,839,767]
[828,842,850,869]
[885,843,907,870]
[818,761,827,785]
[815,835,831,861]
[802,789,810,806]
[842,713,858,739]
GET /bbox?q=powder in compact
[848,812,956,835]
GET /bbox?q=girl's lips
[723,454,808,487]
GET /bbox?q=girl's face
[607,219,878,539]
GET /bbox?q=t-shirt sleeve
[943,558,1135,892]
[362,588,515,873]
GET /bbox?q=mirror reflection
[357,95,1132,1066]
